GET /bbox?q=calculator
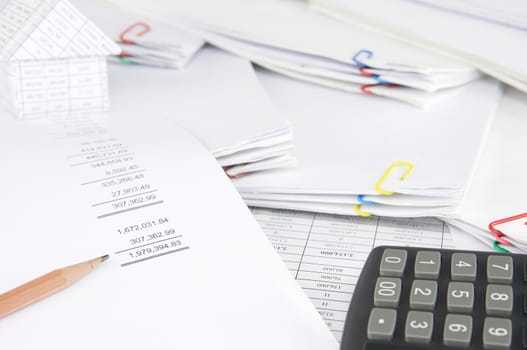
[340,246,526,349]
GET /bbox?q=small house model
[0,0,121,119]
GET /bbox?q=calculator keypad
[341,247,527,350]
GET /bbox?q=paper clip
[355,195,374,216]
[493,241,510,253]
[119,22,151,45]
[354,204,372,217]
[357,195,375,205]
[375,161,414,195]
[360,83,400,95]
[358,67,391,85]
[117,55,133,65]
[352,49,373,68]
[360,84,376,95]
[488,212,527,248]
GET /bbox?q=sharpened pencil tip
[100,254,110,263]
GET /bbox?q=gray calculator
[340,246,526,349]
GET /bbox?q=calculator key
[410,280,437,311]
[443,314,473,348]
[447,282,474,313]
[379,249,407,277]
[483,317,512,349]
[405,311,433,344]
[451,253,477,282]
[367,308,397,341]
[524,292,527,315]
[487,255,513,284]
[374,277,401,308]
[486,284,513,316]
[414,251,441,279]
[523,258,527,282]
[523,321,527,348]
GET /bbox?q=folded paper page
[0,0,121,119]
[0,108,337,349]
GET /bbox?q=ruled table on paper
[251,207,455,341]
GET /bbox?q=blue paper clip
[357,195,375,205]
[352,49,373,68]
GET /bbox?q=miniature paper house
[0,0,121,119]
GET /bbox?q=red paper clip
[360,83,400,95]
[358,67,375,77]
[119,22,151,45]
[489,212,527,246]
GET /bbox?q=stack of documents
[108,46,296,177]
[232,68,503,218]
[445,87,527,253]
[309,0,527,93]
[73,0,204,69]
[109,0,482,108]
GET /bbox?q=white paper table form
[251,207,455,341]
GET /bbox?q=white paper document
[234,68,502,217]
[252,207,455,341]
[0,0,121,118]
[447,87,527,249]
[0,112,337,349]
[108,46,294,170]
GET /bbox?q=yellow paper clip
[354,204,372,217]
[375,161,414,195]
[355,161,414,217]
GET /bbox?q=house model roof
[0,0,121,61]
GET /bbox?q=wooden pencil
[0,255,109,319]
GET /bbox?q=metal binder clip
[119,22,151,45]
[375,161,414,195]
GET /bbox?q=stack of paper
[72,0,204,69]
[108,0,482,108]
[309,0,527,93]
[232,68,502,218]
[445,87,527,253]
[108,46,296,177]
